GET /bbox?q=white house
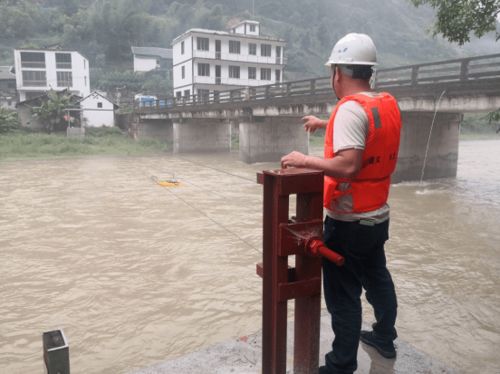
[13,49,90,102]
[131,46,173,72]
[172,20,286,101]
[0,65,17,109]
[79,91,118,128]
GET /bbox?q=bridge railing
[374,53,500,88]
[135,76,333,111]
[134,53,500,112]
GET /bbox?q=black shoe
[318,365,352,374]
[360,330,396,359]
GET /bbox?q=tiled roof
[131,47,173,59]
[0,66,15,80]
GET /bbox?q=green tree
[0,1,36,39]
[411,0,500,44]
[33,91,75,133]
[0,108,19,134]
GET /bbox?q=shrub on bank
[0,108,20,134]
[0,129,168,160]
[84,126,124,137]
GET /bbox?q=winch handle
[306,238,345,266]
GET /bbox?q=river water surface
[1,139,499,373]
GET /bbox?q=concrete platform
[129,313,457,374]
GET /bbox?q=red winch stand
[256,168,344,374]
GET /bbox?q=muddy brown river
[1,139,499,373]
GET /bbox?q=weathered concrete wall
[239,116,308,163]
[138,119,173,148]
[394,111,461,182]
[17,106,44,130]
[66,127,85,138]
[173,119,231,153]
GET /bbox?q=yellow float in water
[151,175,180,187]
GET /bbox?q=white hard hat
[325,33,377,66]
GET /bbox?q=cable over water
[149,172,262,255]
[420,89,447,184]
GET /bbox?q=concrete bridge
[135,53,500,181]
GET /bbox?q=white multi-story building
[13,49,90,102]
[131,46,173,73]
[172,20,286,101]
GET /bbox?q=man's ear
[334,66,341,83]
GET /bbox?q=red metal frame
[256,168,343,374]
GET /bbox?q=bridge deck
[135,53,500,115]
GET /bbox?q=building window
[56,71,73,87]
[248,43,257,55]
[249,24,256,32]
[197,63,210,77]
[181,41,185,54]
[248,67,256,80]
[20,52,45,68]
[22,70,46,86]
[97,102,103,108]
[84,76,87,86]
[176,91,182,99]
[261,68,271,80]
[261,44,272,57]
[183,89,190,98]
[181,65,185,79]
[275,69,281,82]
[229,65,240,79]
[55,53,72,69]
[197,37,209,51]
[229,40,241,54]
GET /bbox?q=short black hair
[338,64,373,80]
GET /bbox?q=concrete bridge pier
[239,116,308,163]
[394,111,462,182]
[138,119,173,148]
[173,118,231,153]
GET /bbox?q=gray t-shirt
[326,92,390,223]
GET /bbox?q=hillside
[1,0,498,91]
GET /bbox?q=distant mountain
[1,0,498,82]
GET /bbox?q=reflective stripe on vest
[324,92,402,213]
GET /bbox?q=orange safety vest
[324,92,402,213]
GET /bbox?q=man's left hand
[281,151,307,168]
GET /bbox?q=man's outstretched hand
[281,151,307,169]
[302,115,327,133]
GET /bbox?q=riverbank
[129,316,457,374]
[1,129,497,162]
[308,130,499,148]
[0,129,167,161]
[459,132,500,141]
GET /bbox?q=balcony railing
[57,81,72,87]
[56,62,72,69]
[23,80,47,87]
[21,61,46,69]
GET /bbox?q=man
[281,33,401,374]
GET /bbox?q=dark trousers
[322,216,398,373]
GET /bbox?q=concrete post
[138,119,173,149]
[239,116,308,163]
[173,118,231,153]
[394,111,462,182]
